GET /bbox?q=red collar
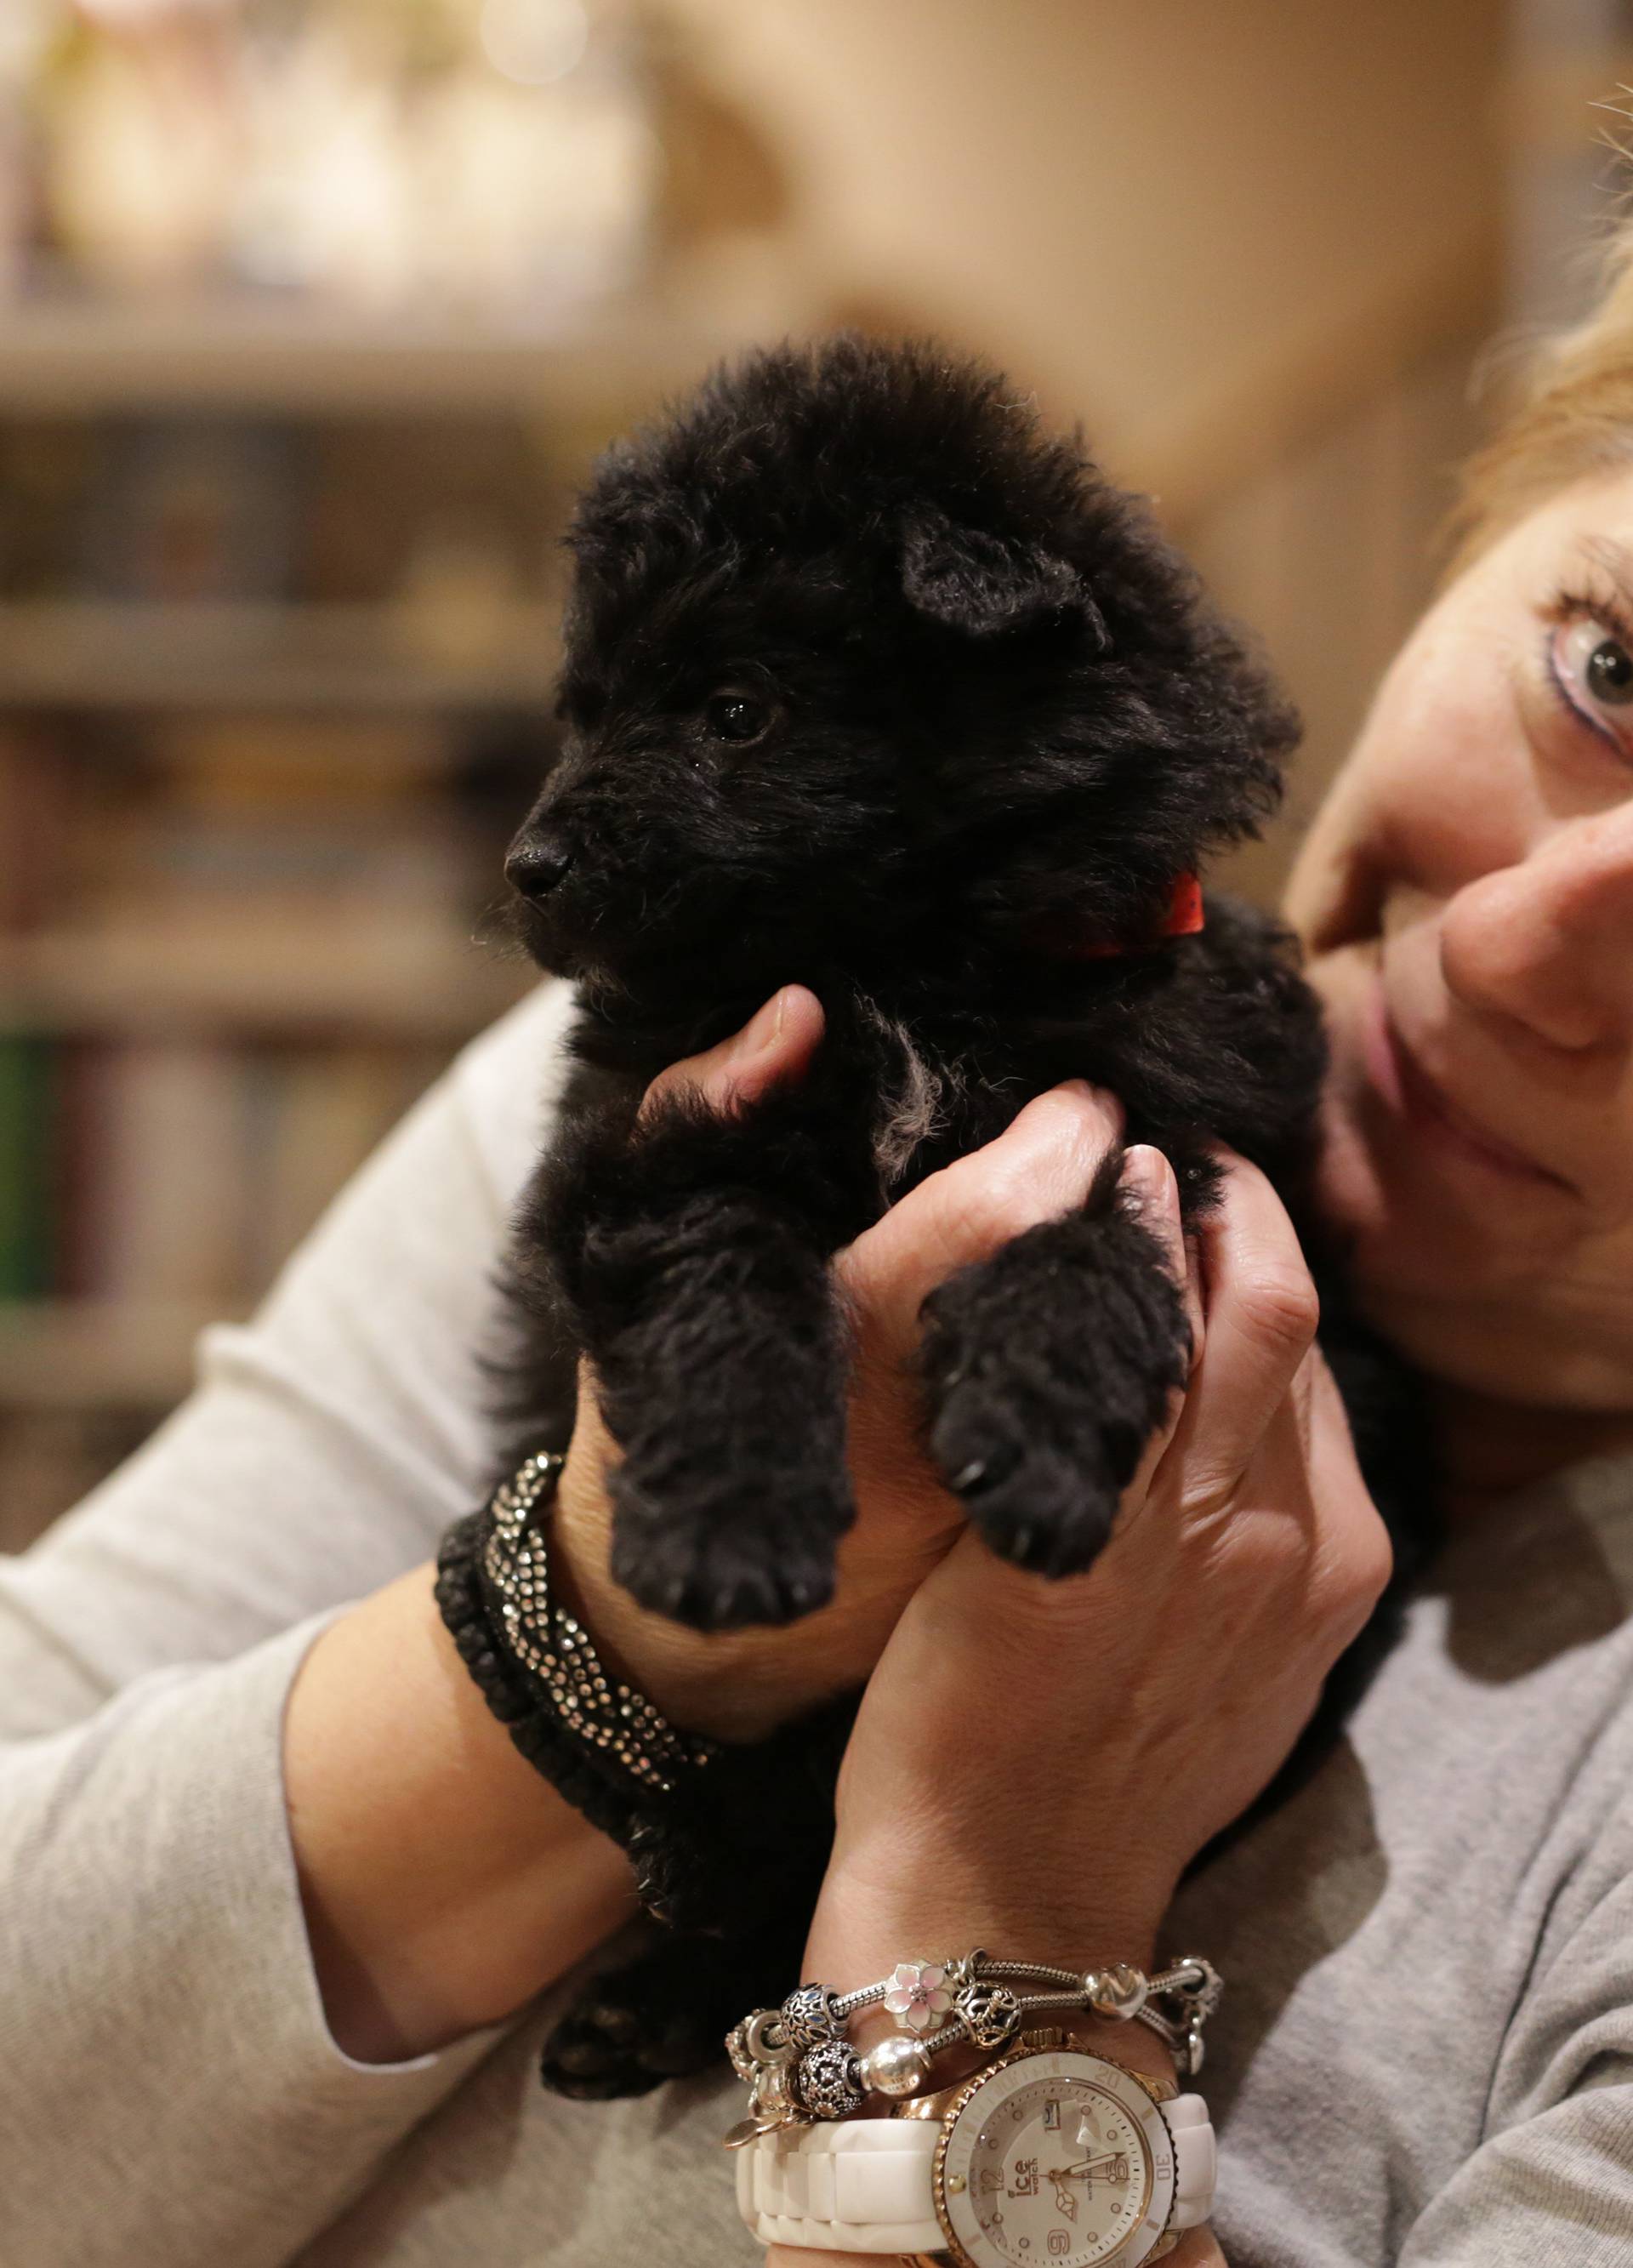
[1029,870,1203,960]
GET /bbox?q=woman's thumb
[638,983,825,1122]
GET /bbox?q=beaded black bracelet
[433,1462,684,1867]
[474,1454,717,1798]
[433,1453,857,1943]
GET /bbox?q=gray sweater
[3,979,1632,2267]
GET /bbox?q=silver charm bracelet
[724,1949,1223,2139]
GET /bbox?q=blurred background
[0,0,1625,1539]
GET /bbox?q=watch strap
[736,2093,1215,2254]
[1164,2092,1216,2231]
[737,2119,944,2254]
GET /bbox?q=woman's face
[1288,464,1633,1412]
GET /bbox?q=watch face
[934,2050,1176,2268]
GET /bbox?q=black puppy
[502,333,1333,1612]
[491,334,1433,2090]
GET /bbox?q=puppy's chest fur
[857,997,976,1201]
[844,992,1156,1211]
[564,898,1329,1247]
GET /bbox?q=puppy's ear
[900,508,1107,646]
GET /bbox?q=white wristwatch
[737,2035,1215,2265]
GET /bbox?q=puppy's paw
[607,1455,852,1631]
[920,1206,1188,1580]
[929,1382,1123,1578]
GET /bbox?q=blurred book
[71,1040,245,1304]
[0,424,107,601]
[67,714,495,943]
[0,1409,156,1554]
[0,726,73,932]
[0,1035,54,1300]
[238,1041,437,1290]
[83,419,305,603]
[58,1034,442,1306]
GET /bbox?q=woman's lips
[1358,972,1574,1194]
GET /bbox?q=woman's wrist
[284,1560,638,2064]
[799,1846,1182,2095]
[807,1837,1169,1980]
[760,1866,1230,2268]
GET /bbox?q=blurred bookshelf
[0,1298,231,1413]
[0,308,743,1548]
[0,600,562,709]
[0,0,805,1546]
[0,296,745,417]
[0,290,683,1536]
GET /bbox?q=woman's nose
[1438,803,1633,1051]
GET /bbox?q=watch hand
[1046,2154,1126,2180]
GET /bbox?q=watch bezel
[929,2045,1179,2268]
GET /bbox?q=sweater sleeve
[0,978,579,2268]
[1395,1728,1633,2265]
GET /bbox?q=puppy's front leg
[919,1152,1190,1576]
[551,1095,859,1631]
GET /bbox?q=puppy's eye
[703,690,774,745]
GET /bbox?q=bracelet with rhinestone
[476,1451,717,1795]
[725,1949,1223,2130]
[435,1452,859,1970]
[432,1454,718,1862]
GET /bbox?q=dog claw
[607,1458,851,1632]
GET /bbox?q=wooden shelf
[0,1298,236,1408]
[0,927,536,1038]
[0,600,560,709]
[0,293,748,414]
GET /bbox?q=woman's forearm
[282,1559,637,2064]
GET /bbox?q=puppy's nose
[505,831,575,898]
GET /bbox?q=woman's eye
[703,690,772,744]
[1552,616,1633,727]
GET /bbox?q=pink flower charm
[883,1961,952,2034]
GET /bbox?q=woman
[9,244,1633,2265]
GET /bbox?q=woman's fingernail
[733,989,786,1059]
[1058,1077,1121,1116]
[1121,1143,1176,1225]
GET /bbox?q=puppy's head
[508,335,1294,995]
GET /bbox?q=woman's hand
[754,1136,1388,2268]
[551,984,1129,1739]
[801,1134,1392,2015]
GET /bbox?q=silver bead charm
[955,1980,1021,2049]
[781,1981,842,2052]
[857,2031,933,2100]
[744,2007,797,2066]
[751,2060,799,2124]
[725,2021,759,2083]
[1083,1963,1149,2021]
[794,2038,864,2118]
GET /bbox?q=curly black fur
[485,334,1438,2096]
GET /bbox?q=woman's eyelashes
[1541,585,1633,758]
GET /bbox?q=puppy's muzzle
[505,830,577,898]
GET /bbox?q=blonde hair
[1444,219,1633,584]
